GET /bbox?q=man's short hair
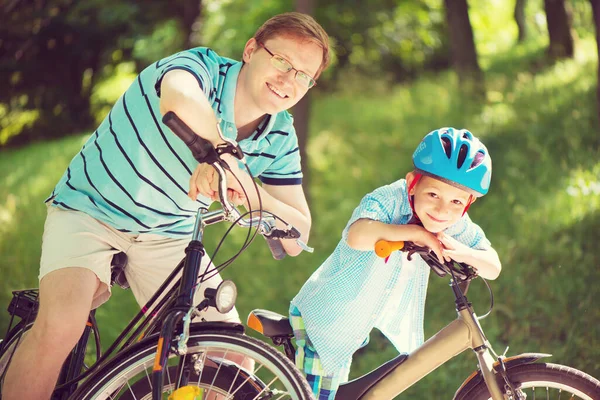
[253,12,331,79]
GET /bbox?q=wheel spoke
[71,332,312,400]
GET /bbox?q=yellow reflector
[168,386,203,400]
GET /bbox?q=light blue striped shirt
[291,179,491,373]
[47,47,302,237]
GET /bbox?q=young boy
[290,127,502,399]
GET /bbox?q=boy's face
[407,173,473,233]
[241,35,322,115]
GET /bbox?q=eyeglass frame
[257,42,317,89]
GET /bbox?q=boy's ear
[406,171,417,194]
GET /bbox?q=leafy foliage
[0,0,199,147]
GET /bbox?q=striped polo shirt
[290,179,491,374]
[47,47,302,237]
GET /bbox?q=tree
[294,0,314,195]
[443,0,484,96]
[544,0,574,59]
[591,0,600,121]
[515,0,528,42]
[0,0,202,147]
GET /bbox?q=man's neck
[234,66,267,141]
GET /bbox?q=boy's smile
[407,173,473,233]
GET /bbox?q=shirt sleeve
[341,184,401,241]
[444,212,491,250]
[153,48,219,99]
[259,125,303,186]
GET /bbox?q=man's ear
[242,38,258,63]
[406,171,417,195]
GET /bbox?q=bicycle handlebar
[162,111,298,259]
[374,239,476,281]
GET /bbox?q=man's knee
[33,267,99,349]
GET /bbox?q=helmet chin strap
[407,173,422,220]
[462,196,474,215]
[408,172,474,218]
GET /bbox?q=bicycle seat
[110,252,129,289]
[247,309,293,338]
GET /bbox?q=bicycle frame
[357,281,504,400]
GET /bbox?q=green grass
[0,36,598,398]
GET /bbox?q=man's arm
[256,183,311,257]
[159,69,224,146]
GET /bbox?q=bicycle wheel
[71,329,314,400]
[458,363,600,400]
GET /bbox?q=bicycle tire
[456,362,600,400]
[71,329,314,400]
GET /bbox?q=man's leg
[3,267,99,400]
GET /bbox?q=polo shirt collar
[218,61,277,146]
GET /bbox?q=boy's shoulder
[367,178,407,199]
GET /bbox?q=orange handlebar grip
[374,240,404,258]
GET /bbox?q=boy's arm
[439,233,502,280]
[347,218,446,263]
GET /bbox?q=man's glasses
[258,42,317,89]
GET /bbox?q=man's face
[408,175,472,233]
[242,35,323,115]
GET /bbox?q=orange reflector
[247,312,264,334]
[153,337,164,372]
[86,321,93,327]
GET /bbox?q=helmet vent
[441,137,452,159]
[457,144,468,169]
[471,151,486,168]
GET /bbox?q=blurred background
[1,0,599,398]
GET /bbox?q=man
[3,12,331,399]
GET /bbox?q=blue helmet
[412,127,492,197]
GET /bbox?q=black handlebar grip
[266,237,287,260]
[162,111,215,163]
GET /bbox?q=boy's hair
[253,12,331,79]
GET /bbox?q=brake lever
[265,227,314,253]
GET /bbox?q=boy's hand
[439,233,474,264]
[412,226,447,263]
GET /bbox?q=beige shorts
[40,205,240,322]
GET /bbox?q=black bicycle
[0,112,314,400]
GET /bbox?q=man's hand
[188,162,247,206]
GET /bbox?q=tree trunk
[443,0,485,96]
[591,0,600,123]
[178,0,203,49]
[294,0,314,198]
[514,0,527,42]
[544,0,574,59]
